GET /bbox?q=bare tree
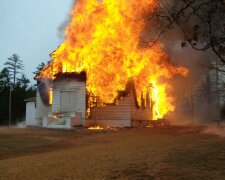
[144,0,225,64]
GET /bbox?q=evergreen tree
[33,62,46,76]
[16,74,30,89]
[0,66,36,125]
[0,68,11,124]
[0,68,11,89]
[4,54,24,86]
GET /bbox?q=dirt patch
[202,125,225,137]
[0,126,225,179]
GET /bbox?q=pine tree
[16,74,30,89]
[0,68,11,89]
[4,54,24,86]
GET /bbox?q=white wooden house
[38,72,86,128]
[26,72,153,128]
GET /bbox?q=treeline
[0,54,36,125]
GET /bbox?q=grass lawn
[0,126,225,180]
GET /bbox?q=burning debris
[34,0,189,129]
[88,125,104,130]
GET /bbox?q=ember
[88,126,104,130]
[38,0,188,120]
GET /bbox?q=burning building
[26,0,188,128]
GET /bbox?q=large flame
[38,0,188,120]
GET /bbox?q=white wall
[90,95,132,127]
[89,90,153,127]
[131,108,152,121]
[25,102,36,126]
[130,91,153,121]
[52,79,86,125]
[35,89,52,125]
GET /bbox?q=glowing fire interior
[38,0,188,120]
[49,88,53,105]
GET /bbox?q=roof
[24,97,36,102]
[54,71,86,82]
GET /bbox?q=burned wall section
[37,78,53,106]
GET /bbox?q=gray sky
[0,0,74,84]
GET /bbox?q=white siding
[60,91,72,112]
[58,91,78,112]
[69,91,77,112]
[25,102,36,126]
[89,90,153,127]
[52,90,60,112]
[35,89,52,125]
[90,95,132,127]
[130,91,153,121]
[131,107,152,121]
[52,79,86,125]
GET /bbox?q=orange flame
[88,125,104,130]
[38,0,188,120]
[49,88,53,105]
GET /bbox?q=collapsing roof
[53,71,86,82]
[111,80,140,109]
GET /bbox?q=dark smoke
[140,4,221,124]
[57,0,76,40]
[37,78,53,106]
